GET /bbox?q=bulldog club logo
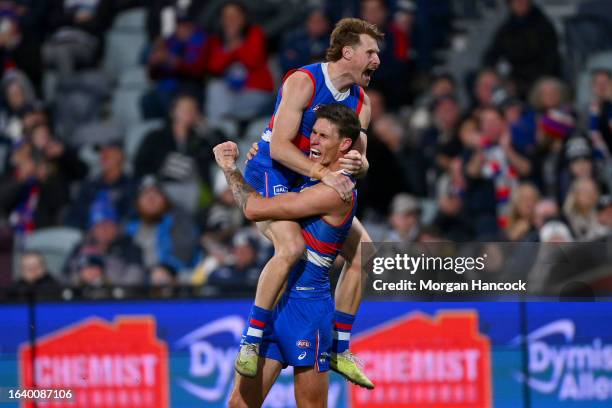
[350,311,492,407]
[19,317,169,408]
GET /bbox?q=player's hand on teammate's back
[213,141,239,171]
[322,170,355,202]
[339,150,363,174]
[246,142,259,162]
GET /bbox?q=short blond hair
[326,18,384,62]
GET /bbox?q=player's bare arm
[268,71,321,177]
[244,185,348,222]
[269,71,354,201]
[214,141,349,222]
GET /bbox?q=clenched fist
[213,141,240,171]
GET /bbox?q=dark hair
[591,68,612,79]
[219,0,250,40]
[326,18,384,62]
[315,104,361,146]
[432,72,456,87]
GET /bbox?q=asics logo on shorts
[298,352,307,360]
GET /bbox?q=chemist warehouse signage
[350,311,492,407]
[19,317,169,408]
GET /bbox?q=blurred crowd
[2,0,612,300]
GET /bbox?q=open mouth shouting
[362,66,377,82]
[309,148,322,161]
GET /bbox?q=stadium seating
[22,227,83,281]
[103,8,147,81]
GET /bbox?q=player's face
[351,34,380,87]
[309,118,343,166]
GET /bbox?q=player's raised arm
[213,142,345,222]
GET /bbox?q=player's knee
[277,237,305,263]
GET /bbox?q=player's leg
[236,219,305,377]
[238,162,306,377]
[293,367,329,408]
[254,219,304,309]
[331,217,374,389]
[228,357,283,408]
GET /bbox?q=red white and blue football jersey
[246,63,365,195]
[286,178,358,299]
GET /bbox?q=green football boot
[234,343,259,378]
[331,350,375,390]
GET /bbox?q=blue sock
[243,305,272,345]
[333,311,355,354]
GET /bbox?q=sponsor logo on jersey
[273,185,289,195]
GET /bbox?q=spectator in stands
[279,7,331,75]
[207,229,260,290]
[471,68,501,113]
[148,262,179,298]
[64,192,144,286]
[202,170,245,241]
[483,0,561,97]
[597,195,612,230]
[563,177,608,241]
[358,114,409,218]
[191,171,244,286]
[383,193,421,244]
[419,94,462,187]
[464,107,531,235]
[75,254,111,299]
[134,94,223,213]
[587,69,612,157]
[0,142,69,234]
[533,106,575,197]
[28,123,87,185]
[528,77,568,113]
[13,250,60,298]
[0,70,37,142]
[0,2,47,94]
[145,1,208,42]
[500,97,537,159]
[533,198,560,231]
[433,157,472,241]
[43,0,114,79]
[505,181,540,241]
[65,137,134,230]
[125,175,200,272]
[142,8,208,119]
[558,136,600,203]
[205,1,274,122]
[410,72,458,132]
[360,0,414,108]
